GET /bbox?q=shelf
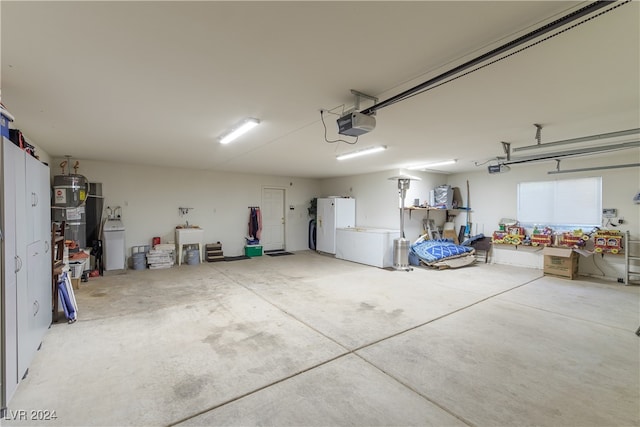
[402,207,470,219]
[402,207,468,211]
[492,243,543,251]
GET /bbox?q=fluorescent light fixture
[219,117,260,144]
[407,159,457,170]
[336,145,387,161]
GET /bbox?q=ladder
[624,231,640,285]
[423,218,441,240]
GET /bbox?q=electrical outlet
[602,208,617,218]
[617,278,624,283]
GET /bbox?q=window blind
[517,177,602,227]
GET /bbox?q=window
[517,177,602,229]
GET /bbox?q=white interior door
[261,188,285,251]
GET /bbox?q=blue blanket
[411,238,473,263]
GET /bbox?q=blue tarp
[411,238,473,263]
[58,272,77,323]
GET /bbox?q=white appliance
[316,197,355,254]
[103,219,126,270]
[336,227,399,268]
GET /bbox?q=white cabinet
[316,198,355,254]
[25,158,50,244]
[2,137,22,408]
[1,137,52,411]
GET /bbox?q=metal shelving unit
[624,231,640,285]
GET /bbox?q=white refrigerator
[316,197,356,254]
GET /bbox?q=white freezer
[336,227,400,268]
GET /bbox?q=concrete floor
[4,250,639,426]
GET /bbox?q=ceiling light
[407,159,457,170]
[219,118,260,144]
[336,145,387,161]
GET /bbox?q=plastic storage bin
[244,245,263,257]
[0,112,11,138]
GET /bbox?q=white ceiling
[1,1,638,178]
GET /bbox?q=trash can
[186,248,200,265]
[132,252,146,270]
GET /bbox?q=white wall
[317,150,639,281]
[51,148,638,280]
[51,158,321,258]
[32,143,51,167]
[447,149,640,281]
[319,169,449,240]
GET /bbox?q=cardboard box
[543,247,579,279]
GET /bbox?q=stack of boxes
[206,242,224,262]
[146,244,175,269]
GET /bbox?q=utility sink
[175,227,205,265]
[176,227,204,244]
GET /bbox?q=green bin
[244,245,262,257]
